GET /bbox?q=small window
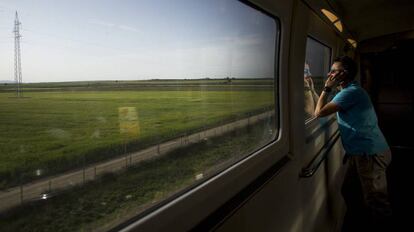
[304,37,331,121]
[0,1,279,231]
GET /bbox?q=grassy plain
[0,79,274,188]
[0,118,274,232]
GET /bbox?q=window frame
[115,2,286,232]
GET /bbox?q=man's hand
[314,72,343,117]
[325,74,337,88]
[325,71,345,88]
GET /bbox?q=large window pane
[0,0,279,231]
[304,37,331,121]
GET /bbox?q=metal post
[13,12,23,97]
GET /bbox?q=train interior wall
[213,1,348,231]
[360,38,414,229]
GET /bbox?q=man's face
[328,62,346,84]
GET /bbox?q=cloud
[89,19,140,33]
[89,19,115,28]
[118,25,139,33]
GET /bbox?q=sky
[0,0,277,83]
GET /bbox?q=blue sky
[0,0,276,83]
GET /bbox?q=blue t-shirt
[332,81,389,155]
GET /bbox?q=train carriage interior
[0,0,413,231]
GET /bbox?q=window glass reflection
[304,37,331,120]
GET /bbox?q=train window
[0,0,279,231]
[304,37,331,121]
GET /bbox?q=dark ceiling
[333,0,414,42]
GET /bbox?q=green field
[0,118,274,232]
[0,78,274,92]
[0,79,274,189]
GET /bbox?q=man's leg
[342,156,371,231]
[355,151,392,229]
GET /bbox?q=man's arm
[314,75,341,118]
[314,91,340,117]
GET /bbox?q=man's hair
[333,56,357,80]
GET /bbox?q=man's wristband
[323,86,332,93]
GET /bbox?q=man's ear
[336,71,347,82]
[340,70,348,79]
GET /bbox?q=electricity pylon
[13,11,23,97]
